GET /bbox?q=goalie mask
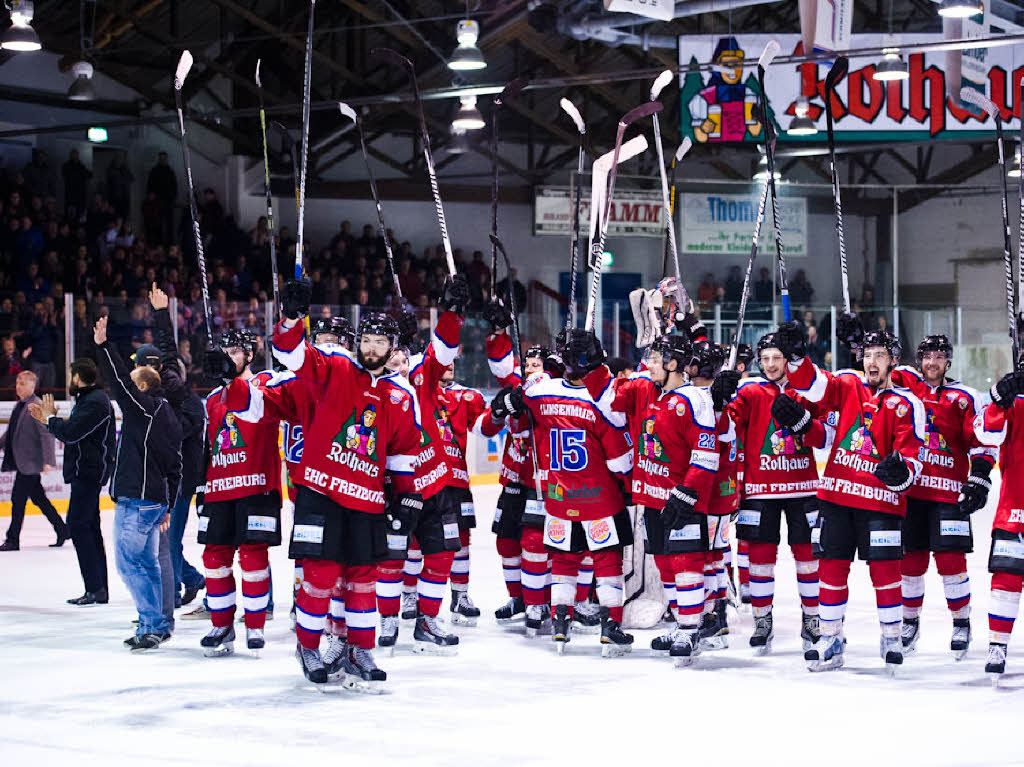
[311,316,355,350]
[356,312,398,371]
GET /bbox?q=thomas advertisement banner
[678,33,1022,142]
[679,192,807,258]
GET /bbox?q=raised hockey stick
[824,56,851,313]
[255,60,281,350]
[726,173,772,370]
[962,87,1019,367]
[271,121,301,215]
[661,140,687,281]
[294,0,316,280]
[373,47,456,275]
[339,101,403,302]
[1018,79,1024,365]
[756,40,791,322]
[173,51,212,343]
[491,78,527,301]
[560,97,587,332]
[585,102,662,332]
[491,232,546,503]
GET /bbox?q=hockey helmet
[650,334,692,370]
[357,312,399,346]
[687,338,726,379]
[219,328,257,356]
[916,334,952,366]
[735,342,754,370]
[311,315,355,349]
[859,328,902,361]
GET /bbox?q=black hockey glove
[958,457,993,514]
[991,371,1024,409]
[490,385,525,421]
[710,369,742,411]
[679,312,708,343]
[441,274,471,315]
[774,320,806,363]
[836,312,864,349]
[203,346,238,385]
[874,451,913,492]
[566,328,605,374]
[388,493,423,534]
[397,310,418,349]
[661,484,698,530]
[770,393,812,436]
[483,300,513,333]
[282,277,312,320]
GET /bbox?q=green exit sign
[87,127,108,143]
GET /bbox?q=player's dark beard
[358,349,388,372]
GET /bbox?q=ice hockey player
[491,329,635,656]
[888,334,994,661]
[235,279,421,690]
[972,362,1024,682]
[581,330,719,663]
[782,318,925,673]
[711,331,830,655]
[729,343,754,606]
[197,328,282,658]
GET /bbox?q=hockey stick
[294,0,316,280]
[560,97,587,332]
[255,60,281,353]
[962,87,1018,367]
[756,40,791,322]
[1018,79,1024,367]
[661,140,687,282]
[339,101,403,302]
[173,51,213,343]
[373,47,456,275]
[490,78,527,302]
[726,174,772,370]
[585,102,662,332]
[649,70,692,318]
[271,121,300,215]
[824,56,851,313]
[491,233,545,503]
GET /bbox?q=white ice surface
[1,483,1022,767]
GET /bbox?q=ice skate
[805,634,844,672]
[494,596,525,623]
[412,613,459,655]
[296,644,328,688]
[200,625,235,657]
[323,634,348,682]
[180,603,210,621]
[599,609,633,658]
[525,604,550,637]
[246,627,264,656]
[572,600,601,634]
[400,591,418,620]
[880,633,903,676]
[450,591,480,626]
[901,616,920,655]
[378,615,399,656]
[749,612,774,655]
[669,628,701,667]
[986,643,1007,686]
[651,625,685,654]
[715,598,730,635]
[552,604,571,654]
[698,610,728,651]
[950,618,971,661]
[801,613,821,651]
[125,634,162,652]
[342,646,387,694]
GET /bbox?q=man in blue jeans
[95,315,182,651]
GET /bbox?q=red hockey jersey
[975,398,1024,534]
[521,376,633,522]
[584,367,718,512]
[788,359,925,516]
[481,330,535,487]
[437,382,486,489]
[204,370,282,502]
[891,366,996,504]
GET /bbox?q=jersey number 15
[549,428,588,472]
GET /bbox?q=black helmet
[311,316,355,349]
[357,312,399,346]
[859,329,902,361]
[735,343,754,369]
[916,334,952,366]
[650,334,692,369]
[219,328,256,356]
[687,339,726,379]
[525,344,551,361]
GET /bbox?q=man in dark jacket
[31,358,116,605]
[95,315,182,652]
[0,370,65,550]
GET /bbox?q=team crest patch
[675,403,687,417]
[840,411,878,457]
[389,389,404,404]
[214,413,246,453]
[337,405,378,460]
[896,403,908,418]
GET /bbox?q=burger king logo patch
[547,518,567,545]
[588,519,612,545]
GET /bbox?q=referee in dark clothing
[31,358,117,605]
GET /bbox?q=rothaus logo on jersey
[326,405,381,477]
[918,406,955,469]
[833,409,880,474]
[758,414,811,472]
[212,413,248,468]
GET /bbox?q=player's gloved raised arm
[203,346,239,386]
[958,456,994,514]
[679,311,707,343]
[770,393,812,435]
[661,484,698,530]
[774,320,806,364]
[483,300,513,334]
[836,312,864,349]
[710,369,741,411]
[397,309,419,351]
[873,451,913,492]
[388,493,423,534]
[282,277,312,320]
[990,370,1024,409]
[441,274,470,316]
[490,385,524,421]
[566,328,606,374]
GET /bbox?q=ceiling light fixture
[448,19,486,71]
[2,0,41,51]
[451,94,485,131]
[938,0,983,18]
[787,97,818,136]
[68,60,96,100]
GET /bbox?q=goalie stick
[824,56,851,313]
[173,51,212,343]
[255,59,281,360]
[560,97,587,332]
[373,47,456,275]
[491,79,527,302]
[294,0,316,280]
[961,87,1019,367]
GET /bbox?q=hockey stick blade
[255,58,262,88]
[338,101,357,124]
[675,137,693,162]
[560,99,586,134]
[175,51,194,91]
[825,56,849,92]
[960,87,998,118]
[650,69,674,100]
[497,77,527,105]
[758,40,781,71]
[620,101,663,127]
[593,135,648,174]
[372,47,412,71]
